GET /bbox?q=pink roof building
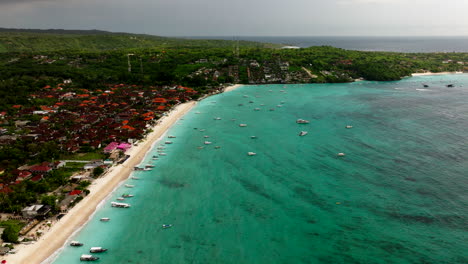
[117,143,132,152]
[103,142,119,153]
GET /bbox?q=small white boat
[143,168,152,171]
[345,125,353,129]
[337,153,346,157]
[204,141,212,145]
[251,136,257,139]
[111,202,131,208]
[162,224,173,229]
[168,135,176,138]
[239,124,247,127]
[254,108,260,111]
[214,117,222,120]
[204,135,210,138]
[100,218,110,222]
[199,129,206,132]
[90,247,108,253]
[131,176,140,180]
[70,241,84,246]
[125,184,135,188]
[247,152,256,156]
[116,197,125,201]
[299,131,308,136]
[159,153,167,156]
[296,119,310,124]
[197,146,204,149]
[80,254,99,261]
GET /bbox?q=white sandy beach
[223,84,242,92]
[2,101,196,264]
[411,71,464,76]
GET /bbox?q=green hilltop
[0,28,279,52]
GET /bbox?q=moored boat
[122,194,134,198]
[345,125,353,129]
[124,184,134,188]
[100,217,110,222]
[247,152,256,156]
[70,241,83,247]
[299,131,308,136]
[162,224,173,229]
[337,153,346,157]
[204,141,212,145]
[168,135,176,138]
[90,247,108,253]
[80,254,99,261]
[111,202,131,208]
[296,119,310,124]
[165,141,173,144]
[239,124,247,127]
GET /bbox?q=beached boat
[90,247,108,253]
[122,194,134,198]
[80,254,99,261]
[299,131,308,136]
[111,202,131,208]
[239,124,247,127]
[296,119,310,124]
[100,218,110,222]
[70,241,83,247]
[145,165,155,168]
[168,135,176,138]
[247,152,257,156]
[162,224,173,229]
[134,167,144,171]
[124,184,134,188]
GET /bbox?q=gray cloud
[0,0,467,36]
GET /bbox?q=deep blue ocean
[50,74,468,264]
[187,36,468,53]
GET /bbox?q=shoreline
[223,84,243,92]
[411,71,464,76]
[3,101,196,264]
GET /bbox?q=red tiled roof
[69,190,83,195]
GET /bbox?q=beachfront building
[21,204,51,219]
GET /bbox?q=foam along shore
[223,84,243,92]
[3,101,196,264]
[411,71,464,76]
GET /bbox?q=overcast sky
[0,0,467,36]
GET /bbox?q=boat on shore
[70,241,83,247]
[299,131,308,136]
[111,202,131,208]
[90,247,108,253]
[80,254,99,261]
[296,119,310,124]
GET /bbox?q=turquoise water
[51,75,468,264]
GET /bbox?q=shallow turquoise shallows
[51,75,468,264]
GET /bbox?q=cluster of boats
[70,241,107,261]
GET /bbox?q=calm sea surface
[51,75,468,264]
[187,36,468,52]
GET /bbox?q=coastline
[411,71,464,76]
[3,101,196,264]
[223,84,243,92]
